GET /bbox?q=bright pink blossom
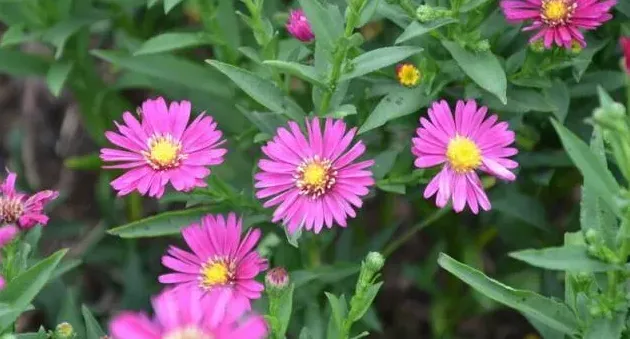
[0,225,18,248]
[286,9,314,42]
[0,171,58,229]
[621,37,630,73]
[159,213,267,310]
[412,100,518,214]
[500,0,616,49]
[255,118,375,234]
[0,276,5,290]
[100,97,226,198]
[109,288,267,339]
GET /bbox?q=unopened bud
[530,40,545,53]
[584,228,599,243]
[570,40,583,54]
[474,40,490,52]
[54,322,75,339]
[265,267,289,290]
[365,252,385,272]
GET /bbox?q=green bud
[584,228,599,243]
[474,40,490,52]
[570,40,583,54]
[54,322,75,339]
[365,252,385,272]
[589,305,602,317]
[416,5,434,22]
[529,40,545,53]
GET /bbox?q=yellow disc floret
[541,0,575,26]
[164,327,213,339]
[295,156,336,198]
[446,135,482,173]
[200,260,231,288]
[143,134,184,170]
[396,63,421,87]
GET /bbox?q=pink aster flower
[159,213,267,309]
[500,0,616,49]
[0,171,58,230]
[110,288,267,339]
[412,100,518,214]
[100,97,227,198]
[0,276,5,290]
[0,225,18,248]
[621,37,630,74]
[255,118,375,234]
[286,9,314,42]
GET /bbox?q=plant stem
[127,193,142,221]
[383,207,450,257]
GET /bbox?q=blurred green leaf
[0,49,49,77]
[341,46,423,81]
[357,0,380,27]
[349,282,383,323]
[509,246,616,272]
[207,60,305,120]
[134,32,217,55]
[359,86,431,134]
[570,71,625,98]
[277,284,295,337]
[43,18,95,59]
[544,79,570,122]
[263,60,326,87]
[292,265,360,288]
[164,0,183,13]
[1,24,38,47]
[438,253,580,336]
[442,41,507,104]
[64,153,102,171]
[46,60,73,97]
[57,288,85,338]
[395,19,458,44]
[108,206,216,238]
[583,314,627,339]
[298,0,343,50]
[461,0,492,12]
[325,293,347,339]
[82,305,106,339]
[572,39,607,82]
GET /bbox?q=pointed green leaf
[0,49,49,77]
[583,313,627,339]
[107,206,216,238]
[82,305,106,339]
[298,0,343,49]
[349,282,383,323]
[164,0,183,13]
[46,61,73,97]
[359,86,431,134]
[572,39,607,82]
[395,19,458,44]
[263,60,325,87]
[357,0,380,27]
[442,41,507,104]
[277,284,295,336]
[341,46,423,81]
[438,253,579,336]
[509,246,616,272]
[134,32,216,55]
[207,60,305,120]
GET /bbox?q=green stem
[127,193,142,221]
[383,207,450,257]
[399,0,417,18]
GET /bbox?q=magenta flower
[286,9,314,42]
[412,100,518,214]
[0,276,5,290]
[0,171,58,229]
[621,37,630,74]
[500,0,616,49]
[110,288,267,339]
[0,225,18,248]
[255,118,375,234]
[159,213,267,309]
[100,97,227,198]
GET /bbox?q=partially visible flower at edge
[286,9,314,42]
[0,171,58,230]
[396,63,421,87]
[0,276,5,290]
[412,99,518,213]
[159,213,268,310]
[621,37,630,74]
[500,0,616,49]
[100,97,227,198]
[255,117,375,234]
[0,225,18,248]
[109,288,267,339]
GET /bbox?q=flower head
[286,9,314,42]
[0,225,18,248]
[500,0,616,49]
[265,267,289,290]
[110,288,267,339]
[100,97,226,198]
[0,171,58,229]
[396,63,421,87]
[412,100,518,213]
[255,118,375,234]
[159,213,267,309]
[621,37,630,74]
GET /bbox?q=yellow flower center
[143,135,184,170]
[163,327,213,339]
[397,64,421,87]
[541,0,575,26]
[296,156,336,198]
[200,260,232,288]
[446,136,482,173]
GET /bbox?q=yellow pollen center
[295,156,336,198]
[446,136,482,173]
[200,261,231,288]
[144,135,184,170]
[398,65,420,87]
[163,327,213,339]
[0,197,23,224]
[541,0,574,25]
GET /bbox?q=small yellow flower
[396,63,421,87]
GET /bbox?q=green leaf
[64,153,102,171]
[359,86,431,134]
[82,305,106,339]
[572,39,607,82]
[164,0,183,13]
[0,249,67,331]
[1,24,38,47]
[544,78,570,123]
[395,19,458,44]
[325,293,347,338]
[207,60,305,120]
[357,0,380,27]
[442,41,507,104]
[277,284,295,336]
[570,71,626,98]
[263,60,325,87]
[349,282,383,323]
[92,50,231,98]
[238,107,288,135]
[46,61,73,97]
[461,0,492,12]
[583,313,627,339]
[43,18,95,59]
[134,32,215,55]
[437,253,579,336]
[509,246,616,272]
[298,0,343,49]
[550,119,620,216]
[491,189,547,229]
[0,49,49,77]
[107,206,216,238]
[292,264,360,288]
[341,46,423,81]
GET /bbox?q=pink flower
[621,37,630,74]
[286,9,314,42]
[255,118,375,234]
[0,225,18,248]
[500,0,616,49]
[100,97,227,198]
[109,288,267,339]
[412,100,518,213]
[159,213,267,309]
[0,171,58,229]
[0,276,5,290]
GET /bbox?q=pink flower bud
[0,224,18,248]
[265,267,289,290]
[286,9,314,43]
[621,37,630,74]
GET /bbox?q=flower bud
[54,322,75,339]
[584,228,599,243]
[0,225,18,249]
[570,40,583,55]
[265,267,289,290]
[365,252,385,272]
[529,40,545,53]
[286,9,314,42]
[620,37,630,75]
